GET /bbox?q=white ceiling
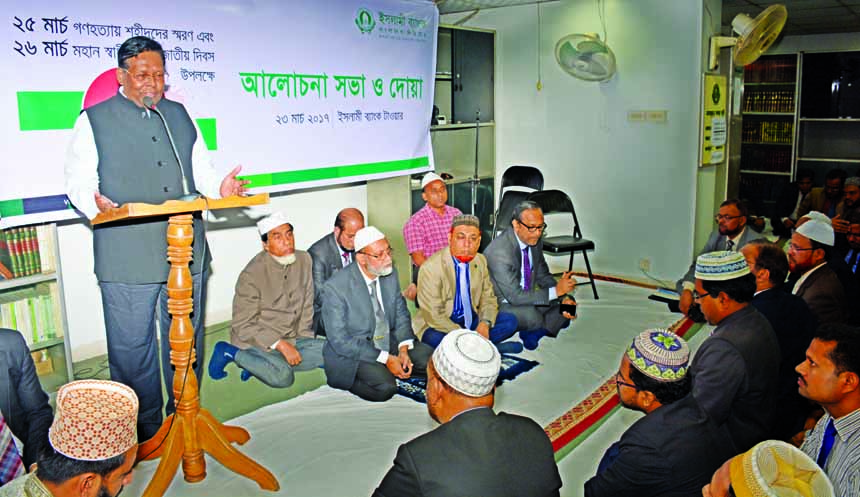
[436,0,860,37]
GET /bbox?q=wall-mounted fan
[554,33,616,82]
[709,4,787,70]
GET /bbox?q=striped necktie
[0,410,24,485]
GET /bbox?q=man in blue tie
[844,215,860,276]
[797,323,860,497]
[484,201,576,350]
[413,214,521,354]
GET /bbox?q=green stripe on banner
[241,156,430,187]
[17,91,83,131]
[554,404,621,463]
[195,118,217,150]
[0,199,25,218]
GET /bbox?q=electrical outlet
[639,258,651,272]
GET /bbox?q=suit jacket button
[152,136,159,142]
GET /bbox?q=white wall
[443,0,704,281]
[59,184,367,361]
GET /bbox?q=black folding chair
[492,166,544,238]
[527,189,598,299]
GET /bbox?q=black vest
[87,94,211,283]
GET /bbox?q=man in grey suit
[677,199,762,316]
[374,329,562,497]
[0,328,53,470]
[321,226,432,402]
[308,208,365,336]
[484,201,576,350]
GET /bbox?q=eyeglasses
[788,243,815,252]
[517,220,548,233]
[714,214,743,222]
[614,371,637,390]
[361,247,393,260]
[692,289,717,301]
[124,69,168,84]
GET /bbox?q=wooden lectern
[93,194,279,497]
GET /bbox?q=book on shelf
[0,224,56,279]
[0,281,61,346]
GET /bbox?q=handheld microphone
[143,96,199,202]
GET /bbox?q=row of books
[0,225,57,279]
[0,283,62,346]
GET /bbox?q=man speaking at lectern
[64,36,247,440]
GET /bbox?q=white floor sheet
[126,280,712,497]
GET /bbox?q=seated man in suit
[689,251,780,453]
[321,226,432,402]
[741,241,818,440]
[374,329,562,497]
[1,380,139,497]
[585,329,735,497]
[771,168,815,239]
[677,199,762,316]
[414,214,521,354]
[845,213,860,277]
[0,329,53,477]
[788,216,847,325]
[798,167,846,219]
[208,212,324,388]
[796,323,860,497]
[703,440,834,497]
[484,201,576,350]
[308,207,365,336]
[833,176,860,256]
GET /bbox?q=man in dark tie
[845,214,860,276]
[320,227,432,402]
[797,324,860,497]
[308,208,365,336]
[484,201,576,350]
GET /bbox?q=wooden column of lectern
[93,194,279,497]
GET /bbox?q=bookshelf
[0,223,73,393]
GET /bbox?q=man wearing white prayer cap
[0,380,139,497]
[788,215,848,324]
[320,226,432,402]
[207,212,324,388]
[689,251,780,454]
[374,330,561,497]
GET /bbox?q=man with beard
[413,214,520,353]
[788,216,847,325]
[833,177,860,255]
[799,168,847,219]
[308,208,365,336]
[374,330,561,497]
[845,213,860,278]
[677,199,762,316]
[207,212,323,388]
[585,329,734,497]
[689,251,780,453]
[771,168,815,238]
[321,227,432,402]
[0,380,138,497]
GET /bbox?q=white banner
[0,0,437,224]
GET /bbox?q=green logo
[711,83,721,105]
[355,8,375,34]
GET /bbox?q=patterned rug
[543,315,701,461]
[397,354,540,403]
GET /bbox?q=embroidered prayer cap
[354,226,386,252]
[695,251,751,281]
[421,172,444,189]
[625,328,690,382]
[729,440,833,497]
[796,217,834,246]
[432,329,501,397]
[257,211,290,236]
[49,380,138,461]
[451,214,480,230]
[845,176,860,188]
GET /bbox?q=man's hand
[398,347,413,378]
[555,271,576,296]
[561,296,577,320]
[475,321,490,339]
[274,340,302,366]
[386,354,409,379]
[679,289,694,315]
[219,165,251,198]
[402,283,418,301]
[94,192,118,213]
[832,214,850,234]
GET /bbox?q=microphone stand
[143,96,199,202]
